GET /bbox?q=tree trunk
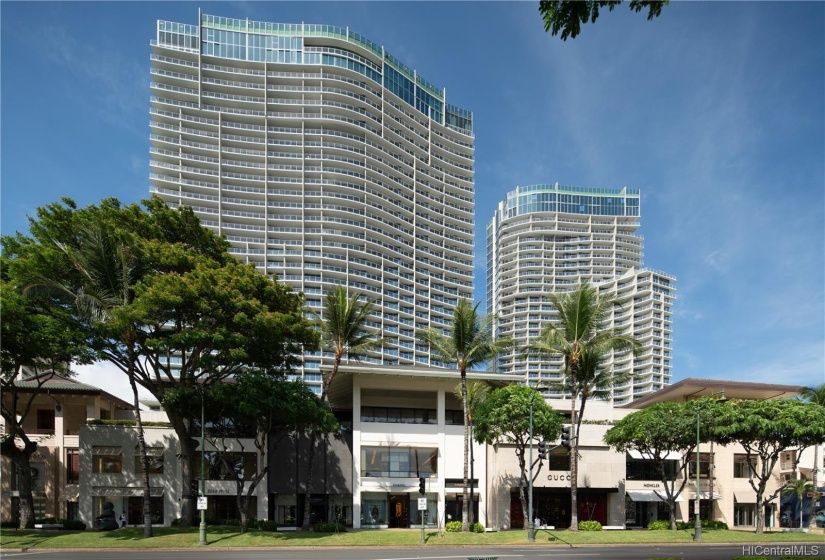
[461,370,470,532]
[239,494,249,533]
[569,391,579,531]
[517,447,529,532]
[468,423,475,526]
[170,415,198,527]
[14,450,36,529]
[129,368,153,538]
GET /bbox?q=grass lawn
[1,526,823,549]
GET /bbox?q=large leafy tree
[801,384,825,527]
[417,299,512,532]
[0,267,91,528]
[529,282,639,530]
[23,222,157,537]
[603,399,724,529]
[301,286,383,530]
[713,399,825,534]
[539,0,668,41]
[473,384,564,531]
[165,373,337,533]
[4,197,319,526]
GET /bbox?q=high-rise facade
[486,183,674,405]
[149,13,475,390]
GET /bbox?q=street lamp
[199,386,207,546]
[693,389,726,542]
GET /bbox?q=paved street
[2,544,823,560]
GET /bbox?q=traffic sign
[418,498,427,511]
[197,496,208,510]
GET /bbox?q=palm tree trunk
[810,445,820,528]
[129,365,153,538]
[301,356,340,530]
[461,370,470,532]
[469,423,475,526]
[569,391,579,531]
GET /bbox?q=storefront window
[361,447,437,478]
[734,503,756,526]
[361,496,387,525]
[134,447,165,474]
[92,447,123,473]
[276,494,297,526]
[733,454,757,478]
[204,451,256,480]
[547,449,570,471]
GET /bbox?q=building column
[352,378,362,529]
[437,389,446,526]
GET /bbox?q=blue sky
[2,2,823,401]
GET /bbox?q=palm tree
[802,384,825,527]
[454,380,490,526]
[529,282,639,531]
[782,477,813,529]
[554,345,636,476]
[418,299,511,532]
[26,225,155,537]
[300,286,383,530]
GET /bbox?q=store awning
[93,487,164,497]
[734,491,755,503]
[92,446,122,456]
[627,490,684,502]
[691,492,722,500]
[628,449,682,461]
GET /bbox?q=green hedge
[312,521,346,533]
[647,520,671,530]
[578,520,602,531]
[470,522,485,533]
[675,519,728,530]
[445,520,462,532]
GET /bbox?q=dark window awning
[691,492,722,500]
[734,491,754,503]
[627,490,684,502]
[92,446,122,456]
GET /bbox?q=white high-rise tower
[150,13,475,390]
[486,183,674,405]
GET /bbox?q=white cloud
[73,362,152,404]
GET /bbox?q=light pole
[527,389,535,542]
[199,386,207,546]
[693,389,726,543]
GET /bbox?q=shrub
[255,519,279,531]
[312,521,345,533]
[675,520,728,530]
[578,520,602,531]
[1,521,18,529]
[170,518,182,527]
[470,522,485,533]
[62,520,86,531]
[445,520,462,532]
[35,517,59,524]
[647,520,671,530]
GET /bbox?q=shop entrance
[389,494,408,528]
